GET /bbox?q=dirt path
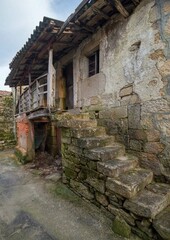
[0,150,138,240]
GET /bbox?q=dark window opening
[63,62,74,110]
[34,122,48,152]
[88,49,99,77]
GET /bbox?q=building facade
[5,0,170,239]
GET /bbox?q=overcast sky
[0,0,80,91]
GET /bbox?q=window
[88,49,99,77]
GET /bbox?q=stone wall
[0,91,15,150]
[54,1,170,238]
[97,101,168,181]
[55,0,170,181]
[57,113,170,240]
[72,0,164,109]
[46,121,61,157]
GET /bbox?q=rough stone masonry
[0,91,15,150]
[56,0,170,239]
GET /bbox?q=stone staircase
[58,113,170,239]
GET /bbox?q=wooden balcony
[16,73,48,114]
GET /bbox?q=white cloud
[0,0,81,89]
[0,0,58,65]
[0,0,58,89]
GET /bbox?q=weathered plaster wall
[56,0,170,180]
[16,114,34,162]
[74,0,164,108]
[0,92,15,150]
[72,0,170,181]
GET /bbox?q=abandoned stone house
[5,0,170,239]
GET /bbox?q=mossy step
[124,189,170,219]
[71,127,106,138]
[84,143,125,161]
[72,136,115,149]
[106,168,153,199]
[97,155,138,177]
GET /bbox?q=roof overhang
[5,0,140,87]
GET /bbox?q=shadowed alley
[0,150,132,240]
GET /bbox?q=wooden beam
[53,41,75,47]
[107,0,129,18]
[74,20,94,33]
[131,0,140,6]
[92,6,110,20]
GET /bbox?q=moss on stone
[51,182,81,205]
[64,167,78,179]
[0,95,15,149]
[112,216,131,238]
[15,149,29,164]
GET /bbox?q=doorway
[63,62,74,109]
[34,122,48,152]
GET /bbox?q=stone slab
[72,136,115,149]
[97,156,138,177]
[86,177,105,194]
[84,144,125,161]
[57,119,97,128]
[153,206,170,240]
[108,204,135,226]
[106,168,153,198]
[112,216,131,238]
[124,190,169,218]
[70,180,94,200]
[128,104,141,129]
[119,85,133,97]
[146,182,170,202]
[71,127,106,138]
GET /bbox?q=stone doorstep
[106,168,153,199]
[73,136,115,149]
[97,156,138,178]
[153,206,170,240]
[124,190,170,219]
[70,126,106,138]
[57,119,97,129]
[84,144,125,161]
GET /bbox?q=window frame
[88,49,99,77]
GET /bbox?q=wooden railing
[17,73,48,114]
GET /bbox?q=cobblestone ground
[0,150,139,240]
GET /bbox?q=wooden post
[47,49,56,108]
[36,79,39,108]
[28,73,31,110]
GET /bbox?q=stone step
[57,119,97,128]
[124,189,170,219]
[72,136,115,149]
[153,206,170,239]
[146,182,170,199]
[97,155,138,177]
[71,127,106,138]
[84,143,125,161]
[70,112,90,120]
[106,168,153,199]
